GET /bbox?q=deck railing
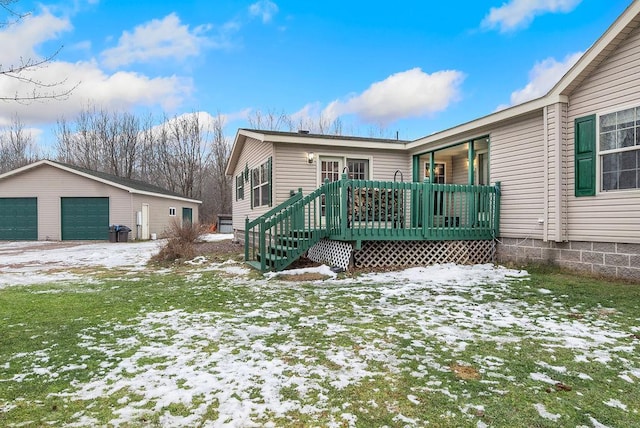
[325,175,500,241]
[245,174,500,271]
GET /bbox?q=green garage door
[61,197,109,240]
[0,198,38,240]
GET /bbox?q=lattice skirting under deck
[307,240,353,270]
[353,240,496,269]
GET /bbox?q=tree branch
[0,3,79,102]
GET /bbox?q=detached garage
[0,160,201,241]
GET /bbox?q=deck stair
[245,185,330,272]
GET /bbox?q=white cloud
[0,59,192,126]
[0,9,72,65]
[0,9,196,128]
[322,68,465,124]
[101,13,212,68]
[290,102,322,123]
[249,0,279,23]
[152,110,250,134]
[482,0,582,33]
[508,51,582,105]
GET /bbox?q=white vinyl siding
[490,113,546,240]
[566,21,640,243]
[451,156,467,185]
[272,143,411,207]
[230,137,273,230]
[543,103,568,242]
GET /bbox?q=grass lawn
[1,260,639,427]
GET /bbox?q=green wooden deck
[245,174,501,271]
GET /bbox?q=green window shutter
[575,115,596,197]
[235,175,239,201]
[268,157,273,207]
[250,167,254,209]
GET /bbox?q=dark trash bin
[116,225,131,243]
[108,225,117,243]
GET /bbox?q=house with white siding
[226,1,640,280]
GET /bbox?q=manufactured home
[226,1,640,281]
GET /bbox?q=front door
[319,157,343,220]
[182,207,193,226]
[141,204,150,240]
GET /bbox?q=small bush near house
[151,220,208,263]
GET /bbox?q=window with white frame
[252,158,271,208]
[599,106,640,191]
[347,158,369,180]
[424,162,446,183]
[169,207,176,216]
[236,174,244,200]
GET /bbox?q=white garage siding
[0,164,131,241]
[130,194,200,239]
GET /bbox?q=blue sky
[0,0,634,146]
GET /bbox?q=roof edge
[408,94,567,149]
[0,160,201,204]
[549,0,640,97]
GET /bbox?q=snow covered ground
[0,234,233,288]
[1,237,638,427]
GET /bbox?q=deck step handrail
[245,181,336,271]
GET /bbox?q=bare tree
[248,107,353,136]
[55,106,102,171]
[247,108,289,131]
[154,113,210,199]
[202,113,232,223]
[54,105,141,178]
[0,0,78,102]
[53,107,235,224]
[0,115,39,173]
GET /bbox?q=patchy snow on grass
[3,244,638,427]
[0,240,164,288]
[199,233,234,242]
[57,309,378,427]
[37,263,633,426]
[533,403,561,421]
[604,398,628,411]
[536,361,567,373]
[588,415,612,428]
[529,372,558,384]
[264,264,337,280]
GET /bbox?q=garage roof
[0,160,202,204]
